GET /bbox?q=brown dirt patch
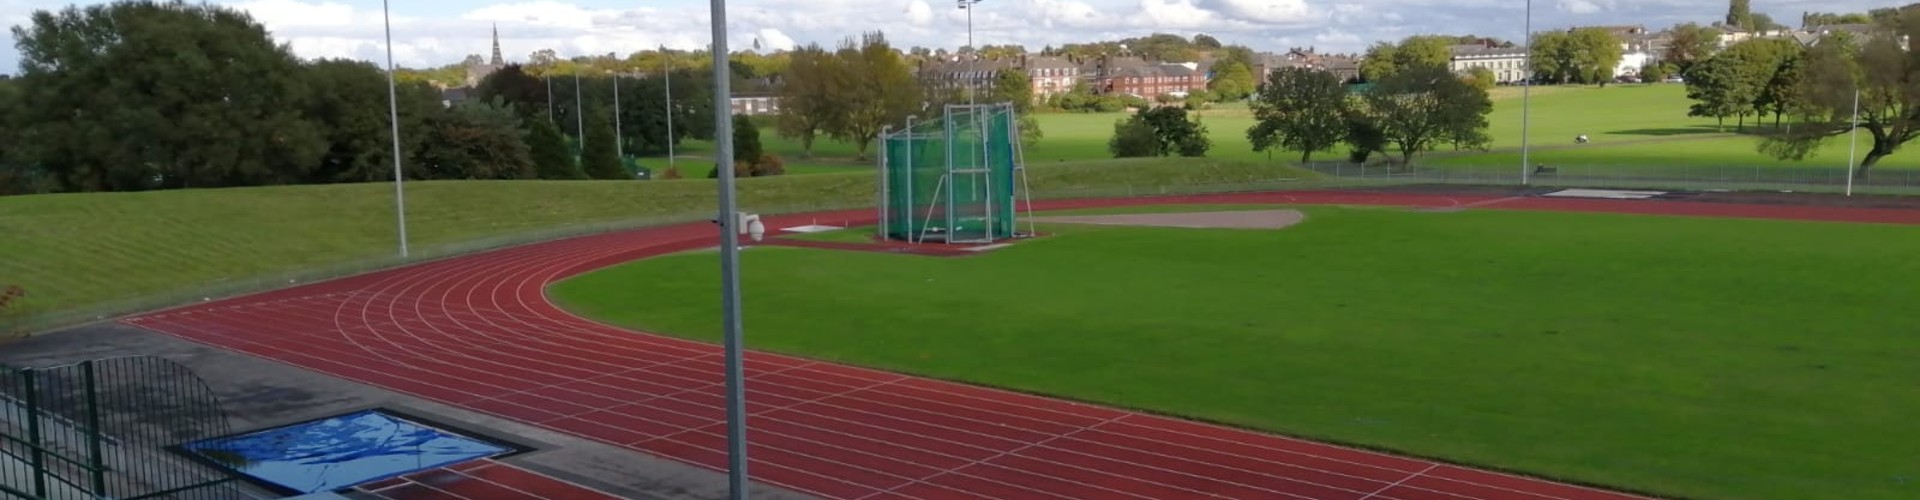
[1029,209,1306,229]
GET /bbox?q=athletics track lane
[124,191,1920,499]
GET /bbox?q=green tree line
[0,0,745,195]
[1683,3,1920,177]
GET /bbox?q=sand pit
[1028,209,1306,229]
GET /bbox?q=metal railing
[0,356,250,499]
[1299,161,1920,196]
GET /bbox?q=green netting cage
[877,103,1034,244]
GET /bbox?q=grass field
[695,83,1915,176]
[0,157,1317,334]
[550,205,1920,500]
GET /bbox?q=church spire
[489,23,504,65]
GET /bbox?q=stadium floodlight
[707,0,750,496]
[381,0,408,258]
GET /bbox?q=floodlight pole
[665,49,676,170]
[575,71,585,150]
[613,71,624,160]
[1846,87,1860,196]
[959,0,981,105]
[1519,0,1534,187]
[708,0,750,496]
[381,0,408,258]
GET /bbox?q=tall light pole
[381,0,408,258]
[574,70,585,150]
[958,0,982,105]
[1520,0,1534,186]
[664,47,676,171]
[613,70,624,160]
[707,0,749,497]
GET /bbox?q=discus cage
[876,102,1036,244]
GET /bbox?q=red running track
[123,192,1920,500]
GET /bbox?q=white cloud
[1557,0,1604,15]
[904,0,934,26]
[1199,0,1314,24]
[0,0,1905,74]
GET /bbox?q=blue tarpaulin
[180,409,511,494]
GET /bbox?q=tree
[1761,11,1920,178]
[1359,36,1453,82]
[775,43,843,157]
[1728,0,1754,30]
[525,117,584,179]
[709,114,781,178]
[987,69,1045,149]
[1465,67,1497,90]
[579,106,627,180]
[10,0,326,191]
[1207,61,1257,101]
[1247,67,1351,162]
[474,64,552,121]
[1532,28,1625,85]
[1109,119,1160,158]
[1360,64,1493,164]
[732,114,765,166]
[0,76,31,194]
[1192,34,1223,49]
[1745,39,1805,127]
[1641,62,1678,82]
[414,98,536,180]
[1803,12,1874,27]
[826,32,921,160]
[1343,108,1389,164]
[1684,54,1762,128]
[1109,106,1209,158]
[1686,38,1798,130]
[1664,23,1724,75]
[300,58,440,184]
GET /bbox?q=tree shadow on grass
[1608,125,1727,137]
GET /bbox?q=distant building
[464,25,506,88]
[1250,48,1362,83]
[730,96,780,115]
[1448,43,1531,83]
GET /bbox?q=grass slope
[551,206,1920,500]
[0,158,1316,334]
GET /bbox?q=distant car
[1665,76,1684,83]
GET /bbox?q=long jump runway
[124,191,1920,499]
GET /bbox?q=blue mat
[179,409,512,494]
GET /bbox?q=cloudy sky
[0,0,1896,73]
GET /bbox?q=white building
[1448,44,1531,83]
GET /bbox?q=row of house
[450,21,1903,112]
[913,47,1363,103]
[1446,22,1902,85]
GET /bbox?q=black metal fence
[0,356,251,499]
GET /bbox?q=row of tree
[773,31,1045,160]
[1683,4,1920,176]
[1247,65,1493,165]
[0,0,773,194]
